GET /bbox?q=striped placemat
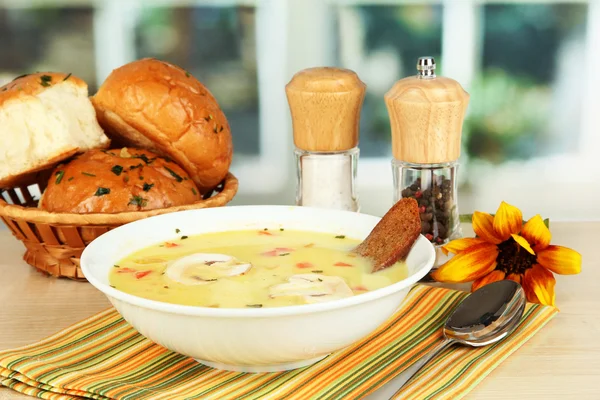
[0,284,557,400]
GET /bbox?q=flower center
[496,238,537,276]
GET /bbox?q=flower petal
[493,201,523,241]
[506,273,522,284]
[431,243,498,283]
[521,215,551,252]
[471,270,506,292]
[511,234,535,255]
[442,238,488,255]
[523,264,556,306]
[537,245,582,275]
[472,212,503,244]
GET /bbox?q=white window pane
[468,3,587,162]
[135,5,260,156]
[0,7,96,89]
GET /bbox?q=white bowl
[80,205,435,373]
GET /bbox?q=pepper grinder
[385,57,470,266]
[286,67,366,212]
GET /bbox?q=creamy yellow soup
[110,229,408,308]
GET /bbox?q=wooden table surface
[0,222,598,399]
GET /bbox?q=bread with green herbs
[39,147,200,213]
[0,72,110,188]
[91,58,233,195]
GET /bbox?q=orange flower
[431,201,581,306]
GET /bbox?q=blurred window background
[0,0,597,221]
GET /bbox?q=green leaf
[459,214,473,223]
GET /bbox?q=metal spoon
[364,280,526,400]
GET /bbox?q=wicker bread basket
[0,171,238,280]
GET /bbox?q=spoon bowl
[445,280,526,346]
[365,280,526,399]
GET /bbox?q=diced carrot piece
[296,262,313,269]
[352,285,368,292]
[134,270,152,279]
[164,242,179,248]
[275,247,295,252]
[116,267,135,273]
[262,250,279,257]
[334,262,353,267]
[258,231,273,236]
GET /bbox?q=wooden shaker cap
[286,67,366,152]
[385,75,470,164]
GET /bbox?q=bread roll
[40,148,200,213]
[91,58,233,194]
[0,72,110,188]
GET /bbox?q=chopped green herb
[1,87,6,92]
[94,187,110,196]
[132,154,153,164]
[163,156,173,163]
[191,188,198,195]
[17,87,23,91]
[67,177,74,182]
[63,73,72,81]
[185,71,190,77]
[12,73,29,81]
[114,265,120,268]
[55,170,64,184]
[312,270,323,273]
[129,163,143,170]
[163,285,169,289]
[164,166,183,182]
[81,172,96,177]
[111,165,123,176]
[175,229,181,233]
[123,175,130,183]
[204,116,210,122]
[139,176,144,180]
[335,235,346,239]
[279,253,290,257]
[318,278,323,282]
[263,228,268,231]
[143,183,154,192]
[110,285,116,288]
[209,114,213,120]
[181,235,188,240]
[219,126,224,132]
[280,228,284,231]
[128,195,148,207]
[40,75,52,87]
[246,304,263,308]
[213,125,218,133]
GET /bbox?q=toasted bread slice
[353,198,421,272]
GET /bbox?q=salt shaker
[385,57,470,260]
[285,67,366,212]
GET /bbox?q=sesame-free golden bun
[91,58,233,194]
[39,148,200,214]
[0,72,110,188]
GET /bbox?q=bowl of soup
[80,205,435,373]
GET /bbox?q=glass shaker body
[295,147,359,212]
[392,159,461,245]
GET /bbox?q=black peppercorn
[399,173,457,244]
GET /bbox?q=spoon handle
[363,338,454,400]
